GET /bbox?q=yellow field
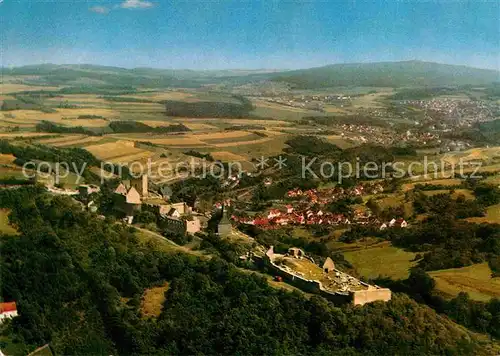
[108,131,270,147]
[0,83,60,93]
[442,146,500,165]
[429,263,500,301]
[0,209,18,235]
[350,90,394,108]
[140,282,169,318]
[196,131,252,140]
[3,109,113,127]
[132,91,193,101]
[170,118,220,130]
[0,132,50,138]
[325,135,355,149]
[466,204,500,224]
[37,135,85,145]
[145,136,207,146]
[107,151,155,164]
[52,136,104,147]
[210,151,247,162]
[213,136,278,148]
[0,154,16,164]
[253,99,313,114]
[223,118,291,126]
[85,140,148,160]
[0,120,35,129]
[179,122,218,130]
[226,135,290,158]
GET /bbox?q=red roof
[0,302,17,313]
[253,218,269,225]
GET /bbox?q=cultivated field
[0,109,113,128]
[442,146,500,166]
[210,151,247,162]
[429,263,500,301]
[0,154,16,164]
[0,83,59,93]
[85,140,154,161]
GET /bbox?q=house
[380,223,388,230]
[388,218,397,227]
[0,302,17,324]
[274,216,289,225]
[395,218,408,228]
[167,208,181,219]
[113,175,149,218]
[114,185,142,217]
[286,205,294,214]
[186,217,201,234]
[323,257,335,273]
[151,202,192,217]
[268,209,281,219]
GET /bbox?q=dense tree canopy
[0,187,495,355]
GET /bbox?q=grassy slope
[429,263,500,301]
[342,242,417,280]
[0,209,18,235]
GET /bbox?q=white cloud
[89,6,110,14]
[120,0,154,9]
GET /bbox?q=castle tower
[131,175,148,198]
[217,205,232,237]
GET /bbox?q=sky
[1,0,499,70]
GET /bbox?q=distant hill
[3,61,499,89]
[1,64,278,89]
[269,61,500,89]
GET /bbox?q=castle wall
[186,218,201,234]
[352,288,392,306]
[262,249,390,306]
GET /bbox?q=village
[259,93,353,111]
[401,97,498,125]
[229,184,408,230]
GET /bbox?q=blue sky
[1,0,499,69]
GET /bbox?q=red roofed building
[253,217,269,226]
[0,302,17,323]
[395,218,408,228]
[267,209,281,219]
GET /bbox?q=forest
[0,140,127,182]
[108,121,190,134]
[0,187,496,355]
